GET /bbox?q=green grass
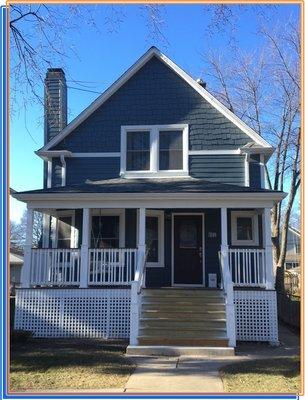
[220,356,301,393]
[10,339,135,392]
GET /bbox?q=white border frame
[54,210,78,248]
[90,209,125,248]
[231,211,259,246]
[145,210,165,268]
[171,213,205,287]
[120,124,189,178]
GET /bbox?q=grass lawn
[220,356,300,393]
[10,339,135,392]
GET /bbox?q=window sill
[146,264,165,268]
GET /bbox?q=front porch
[21,207,274,290]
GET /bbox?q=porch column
[137,207,146,256]
[263,207,274,289]
[221,207,228,252]
[20,207,34,288]
[80,208,90,288]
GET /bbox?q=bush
[11,330,33,344]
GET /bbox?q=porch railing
[88,248,137,285]
[228,248,266,287]
[31,248,81,286]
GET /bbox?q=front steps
[127,288,234,356]
[126,345,235,357]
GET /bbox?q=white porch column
[263,207,274,289]
[221,207,236,347]
[80,208,90,288]
[137,207,146,256]
[20,207,34,288]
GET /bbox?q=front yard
[220,356,301,393]
[10,339,135,392]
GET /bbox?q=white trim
[39,47,272,152]
[244,154,250,187]
[71,152,121,158]
[171,213,205,287]
[231,211,259,247]
[47,160,52,189]
[145,210,165,268]
[90,209,125,248]
[189,149,241,155]
[260,154,265,189]
[54,210,78,248]
[60,155,66,187]
[120,124,189,178]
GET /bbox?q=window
[91,216,120,248]
[121,125,188,177]
[143,210,164,267]
[159,130,183,170]
[57,216,72,249]
[126,131,150,171]
[54,211,78,249]
[231,211,259,246]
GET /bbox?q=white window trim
[53,210,78,248]
[90,209,125,248]
[231,211,259,246]
[120,124,189,178]
[136,209,165,268]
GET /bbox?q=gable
[51,56,257,152]
[41,47,272,153]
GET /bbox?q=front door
[173,214,204,286]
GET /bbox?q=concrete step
[142,289,224,299]
[140,319,226,329]
[141,297,225,306]
[141,303,225,312]
[139,327,227,338]
[126,345,235,357]
[137,338,230,347]
[141,310,226,320]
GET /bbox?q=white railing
[31,248,81,286]
[228,249,267,287]
[88,248,137,285]
[219,246,236,347]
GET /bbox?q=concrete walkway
[124,324,300,393]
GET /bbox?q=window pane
[159,131,183,170]
[57,216,72,249]
[127,131,150,171]
[236,217,253,240]
[179,222,197,248]
[146,216,158,263]
[91,216,119,248]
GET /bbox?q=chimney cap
[47,68,65,74]
[196,78,207,88]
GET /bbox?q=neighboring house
[284,226,300,270]
[10,247,23,292]
[12,47,285,354]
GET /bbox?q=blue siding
[249,154,261,188]
[189,155,245,185]
[65,157,120,185]
[52,56,251,153]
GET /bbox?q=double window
[121,124,188,177]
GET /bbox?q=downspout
[244,153,250,187]
[60,155,66,187]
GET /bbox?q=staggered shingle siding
[52,56,251,152]
[47,55,264,188]
[189,155,245,185]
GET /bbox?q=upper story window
[121,124,189,178]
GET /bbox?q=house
[12,47,285,355]
[284,226,300,270]
[10,247,23,294]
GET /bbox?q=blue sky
[9,4,300,221]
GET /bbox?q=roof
[39,47,273,153]
[15,178,283,195]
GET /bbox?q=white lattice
[234,290,278,342]
[15,289,130,339]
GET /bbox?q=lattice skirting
[14,288,131,339]
[234,290,278,342]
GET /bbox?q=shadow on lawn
[11,339,133,376]
[221,357,300,379]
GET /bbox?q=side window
[57,216,72,249]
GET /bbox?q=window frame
[231,211,259,246]
[53,210,78,249]
[137,210,165,268]
[120,124,189,178]
[90,209,125,248]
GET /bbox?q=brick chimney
[44,68,67,144]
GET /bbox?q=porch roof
[14,177,283,195]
